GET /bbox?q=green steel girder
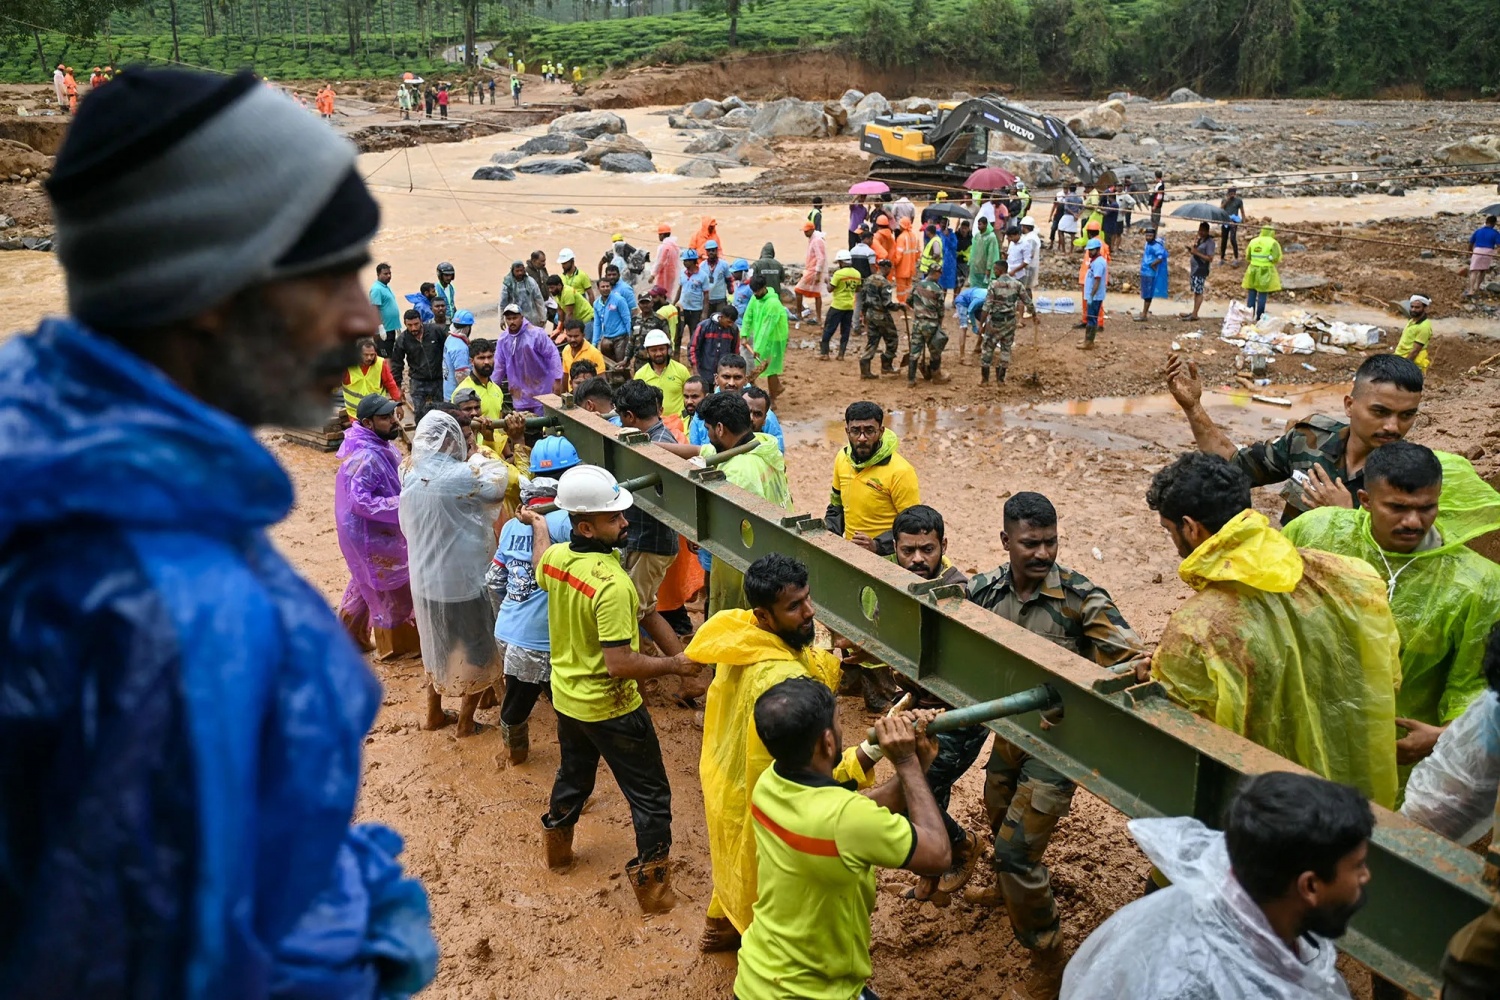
[540,396,1491,998]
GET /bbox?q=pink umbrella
[848,180,890,195]
[965,166,1018,190]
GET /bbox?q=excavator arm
[861,95,1115,190]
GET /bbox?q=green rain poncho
[1283,452,1500,727]
[1152,510,1402,807]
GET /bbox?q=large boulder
[686,99,724,120]
[749,98,834,138]
[824,101,849,132]
[1066,99,1126,140]
[515,158,591,175]
[1108,91,1151,104]
[667,114,713,130]
[684,130,735,154]
[548,110,627,139]
[471,165,516,181]
[728,135,776,167]
[722,95,750,112]
[674,157,722,178]
[600,152,656,174]
[839,88,865,112]
[987,152,1060,187]
[490,150,525,165]
[577,133,652,165]
[1166,87,1205,104]
[847,91,893,131]
[720,107,756,128]
[1436,135,1500,166]
[901,96,937,114]
[517,131,587,155]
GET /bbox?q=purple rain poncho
[335,422,414,631]
[494,318,563,415]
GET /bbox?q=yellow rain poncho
[1283,452,1500,728]
[1242,226,1283,293]
[1152,510,1402,807]
[687,609,874,933]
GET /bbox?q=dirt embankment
[583,49,1027,109]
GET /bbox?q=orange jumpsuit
[892,222,921,303]
[690,216,720,258]
[316,87,336,117]
[1078,239,1110,328]
[63,72,78,113]
[872,227,897,268]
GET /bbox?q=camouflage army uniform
[982,273,1033,376]
[1230,413,1363,522]
[859,272,901,372]
[1440,784,1500,998]
[907,276,949,381]
[966,561,1147,950]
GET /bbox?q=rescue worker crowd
[5,66,1499,1000]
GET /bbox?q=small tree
[852,0,911,69]
[1064,0,1114,91]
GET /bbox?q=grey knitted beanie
[47,68,379,331]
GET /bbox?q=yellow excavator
[860,95,1116,190]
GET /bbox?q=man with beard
[494,303,563,418]
[739,385,785,453]
[558,318,606,394]
[393,306,446,419]
[500,259,546,328]
[1146,452,1402,807]
[687,554,880,953]
[0,66,436,995]
[633,329,692,420]
[336,394,416,656]
[451,338,507,455]
[825,400,921,556]
[538,465,700,912]
[1062,772,1373,998]
[1167,352,1424,522]
[343,335,403,419]
[965,491,1146,998]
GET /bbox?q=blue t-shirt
[492,509,575,651]
[679,269,709,310]
[442,334,471,400]
[702,259,733,301]
[732,281,754,319]
[688,412,708,446]
[615,282,639,314]
[370,280,400,332]
[1472,226,1500,250]
[594,290,633,342]
[1085,256,1109,301]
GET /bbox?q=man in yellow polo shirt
[547,273,594,342]
[825,400,921,555]
[537,465,701,913]
[1396,293,1434,372]
[634,329,692,418]
[560,319,605,391]
[735,677,950,1000]
[450,337,505,451]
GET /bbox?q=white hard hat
[1021,216,1036,227]
[834,249,851,262]
[558,247,576,263]
[643,329,671,349]
[555,465,634,514]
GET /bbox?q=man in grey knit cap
[0,68,437,998]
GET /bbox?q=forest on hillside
[2,0,1496,97]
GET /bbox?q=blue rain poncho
[0,318,437,999]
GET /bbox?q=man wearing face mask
[965,491,1146,997]
[0,67,436,996]
[1063,772,1374,999]
[687,554,879,954]
[1284,441,1500,768]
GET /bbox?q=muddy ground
[4,56,1500,999]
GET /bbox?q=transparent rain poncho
[1062,817,1352,999]
[399,411,509,695]
[1402,691,1500,844]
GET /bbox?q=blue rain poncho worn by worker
[1283,452,1500,732]
[400,410,511,698]
[1403,689,1500,844]
[1151,509,1403,807]
[0,67,436,998]
[1061,818,1353,999]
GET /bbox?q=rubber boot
[907,357,919,387]
[859,358,877,380]
[930,360,952,384]
[1078,324,1097,350]
[837,345,847,361]
[699,916,742,953]
[543,823,574,871]
[980,365,990,385]
[1023,944,1069,1000]
[995,365,1007,384]
[501,720,529,765]
[880,357,897,376]
[626,855,678,914]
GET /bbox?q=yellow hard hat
[936,191,948,201]
[611,233,623,242]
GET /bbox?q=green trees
[1062,0,1110,90]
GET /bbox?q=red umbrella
[965,166,1018,190]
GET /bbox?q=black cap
[355,394,398,419]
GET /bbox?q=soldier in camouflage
[907,262,952,386]
[858,258,905,380]
[965,492,1146,997]
[981,260,1039,386]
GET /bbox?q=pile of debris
[1220,303,1385,357]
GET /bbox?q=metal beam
[540,395,1490,998]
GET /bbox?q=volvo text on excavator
[860,95,1117,191]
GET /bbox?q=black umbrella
[921,203,973,222]
[1170,202,1233,224]
[1479,202,1500,216]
